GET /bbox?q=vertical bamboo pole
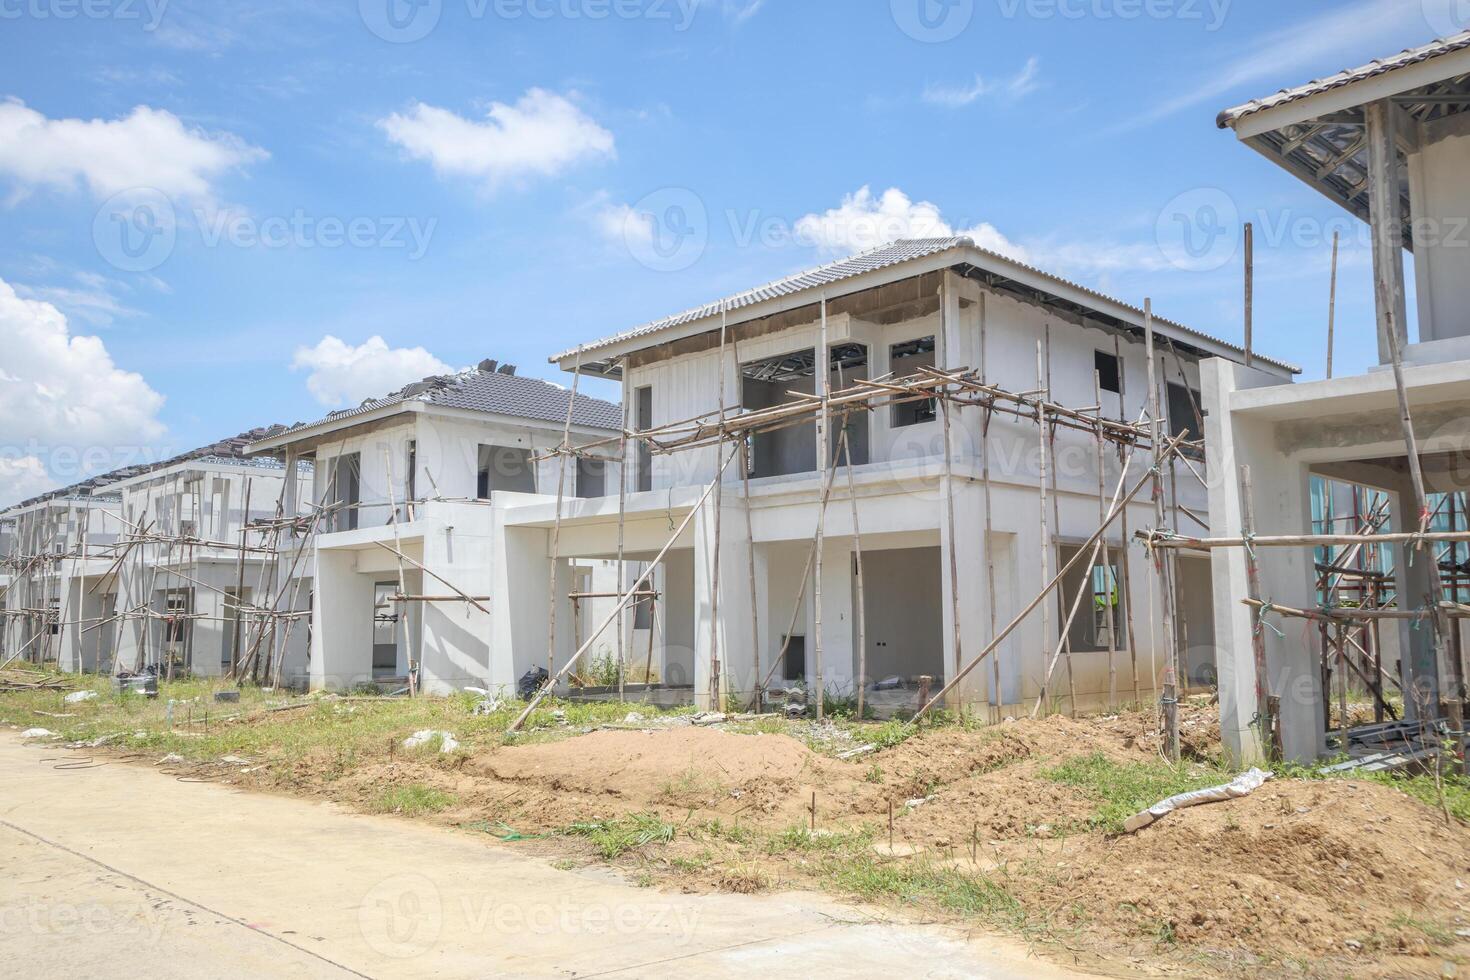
[1239,465,1275,756]
[546,347,583,681]
[1096,369,1118,708]
[940,400,965,711]
[1146,300,1180,762]
[230,478,252,677]
[844,432,868,721]
[615,356,630,701]
[1243,222,1255,369]
[1045,324,1077,716]
[708,306,727,710]
[1326,229,1340,379]
[979,293,1001,716]
[1036,340,1054,714]
[732,332,761,713]
[814,294,829,721]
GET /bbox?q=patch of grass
[861,719,918,751]
[865,763,884,784]
[372,784,456,816]
[830,856,1021,923]
[1041,752,1233,834]
[696,818,757,845]
[762,824,875,856]
[659,764,726,801]
[562,814,675,859]
[1388,913,1456,946]
[725,715,789,736]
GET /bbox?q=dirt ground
[213,704,1470,978]
[6,674,1469,978]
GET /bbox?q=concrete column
[489,513,552,696]
[693,492,756,709]
[1393,477,1439,714]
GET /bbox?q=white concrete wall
[1409,110,1470,345]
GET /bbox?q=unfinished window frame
[890,336,938,428]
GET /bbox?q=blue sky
[0,0,1463,504]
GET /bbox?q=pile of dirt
[153,701,1470,976]
[1018,778,1470,973]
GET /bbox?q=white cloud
[292,335,457,408]
[379,90,615,189]
[795,186,1031,261]
[594,201,655,249]
[0,98,266,204]
[0,277,167,505]
[923,57,1041,108]
[0,456,58,509]
[1125,0,1431,131]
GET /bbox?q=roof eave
[549,243,975,372]
[247,401,424,456]
[554,242,1297,378]
[1220,44,1470,137]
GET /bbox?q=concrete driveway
[0,734,1092,979]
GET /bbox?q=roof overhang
[553,243,1297,379]
[1219,42,1470,235]
[248,400,620,459]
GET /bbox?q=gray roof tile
[288,365,622,435]
[1218,30,1470,128]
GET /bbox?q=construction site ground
[4,668,1470,978]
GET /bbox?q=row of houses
[5,32,1469,764]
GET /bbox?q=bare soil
[57,699,1470,977]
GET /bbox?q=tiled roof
[551,238,969,362]
[1218,30,1470,128]
[1,426,293,516]
[282,363,623,437]
[552,238,1298,374]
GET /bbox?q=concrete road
[0,735,1090,979]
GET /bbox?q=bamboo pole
[1035,341,1054,713]
[1327,229,1340,380]
[709,307,728,710]
[843,421,869,720]
[1115,334,1142,705]
[1238,465,1276,755]
[1243,222,1254,369]
[546,346,584,682]
[615,355,630,703]
[814,294,829,722]
[1096,369,1119,709]
[978,294,1002,717]
[1146,299,1181,762]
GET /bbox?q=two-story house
[506,238,1295,714]
[247,360,623,695]
[1209,31,1470,762]
[0,428,304,678]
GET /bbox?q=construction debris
[1123,768,1272,833]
